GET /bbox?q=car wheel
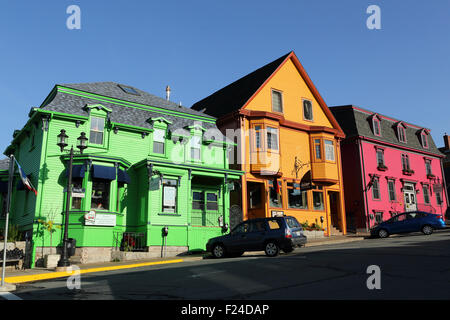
[282,246,294,253]
[212,243,226,258]
[422,225,433,235]
[378,229,389,238]
[264,241,279,257]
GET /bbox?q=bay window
[91,179,110,210]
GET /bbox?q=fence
[113,231,147,252]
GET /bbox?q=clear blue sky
[0,1,449,154]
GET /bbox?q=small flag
[15,159,38,196]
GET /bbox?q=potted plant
[37,211,61,269]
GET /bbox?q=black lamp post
[57,130,88,268]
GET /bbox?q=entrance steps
[329,226,343,236]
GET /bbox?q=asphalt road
[5,230,450,300]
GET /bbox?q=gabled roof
[330,105,444,157]
[192,52,344,136]
[192,53,290,118]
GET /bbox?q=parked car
[370,211,446,238]
[206,216,307,258]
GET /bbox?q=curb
[304,237,365,247]
[1,259,185,285]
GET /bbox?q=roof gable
[192,52,344,135]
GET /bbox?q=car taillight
[285,229,292,239]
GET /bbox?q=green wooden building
[0,82,242,267]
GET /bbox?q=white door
[403,184,417,212]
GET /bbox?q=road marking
[190,270,225,278]
[0,292,22,300]
[1,259,184,284]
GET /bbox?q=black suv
[206,216,307,258]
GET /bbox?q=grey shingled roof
[330,105,443,157]
[0,158,10,171]
[40,82,225,139]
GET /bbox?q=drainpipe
[358,139,370,233]
[440,158,448,218]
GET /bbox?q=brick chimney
[444,134,450,150]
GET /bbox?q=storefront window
[71,178,84,210]
[91,179,110,210]
[313,191,324,211]
[162,179,177,213]
[269,181,282,208]
[287,182,308,209]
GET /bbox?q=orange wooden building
[192,51,347,236]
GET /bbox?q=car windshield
[285,217,301,229]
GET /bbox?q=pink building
[330,105,448,233]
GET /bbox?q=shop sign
[271,210,284,217]
[84,211,116,226]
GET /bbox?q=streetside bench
[0,258,23,270]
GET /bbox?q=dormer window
[90,117,105,145]
[153,128,166,154]
[398,125,407,143]
[421,131,429,148]
[372,117,381,136]
[191,135,201,161]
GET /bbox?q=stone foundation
[55,246,192,264]
[303,230,326,239]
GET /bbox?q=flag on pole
[14,159,38,196]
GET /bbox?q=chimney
[165,85,171,101]
[444,133,450,150]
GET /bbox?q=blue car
[370,211,446,238]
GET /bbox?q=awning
[66,165,86,178]
[92,165,116,180]
[0,181,8,193]
[118,169,130,184]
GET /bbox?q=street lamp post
[57,130,88,268]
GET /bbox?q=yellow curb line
[1,259,184,284]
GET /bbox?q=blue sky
[0,1,449,154]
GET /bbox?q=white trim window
[373,117,381,136]
[191,135,201,161]
[324,140,335,161]
[90,117,105,145]
[303,99,313,121]
[398,125,407,143]
[271,90,283,113]
[266,127,279,151]
[153,128,166,154]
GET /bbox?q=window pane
[255,126,261,149]
[191,148,201,160]
[315,139,321,159]
[153,129,165,142]
[313,192,324,210]
[71,179,83,210]
[91,180,110,210]
[325,140,334,161]
[163,180,177,213]
[288,186,308,209]
[269,185,282,208]
[272,90,282,112]
[153,141,165,154]
[303,100,313,120]
[377,150,384,166]
[267,127,278,151]
[388,181,396,201]
[372,179,380,199]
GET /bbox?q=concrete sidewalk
[0,234,364,286]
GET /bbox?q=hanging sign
[149,176,161,191]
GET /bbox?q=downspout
[439,158,448,218]
[358,139,370,233]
